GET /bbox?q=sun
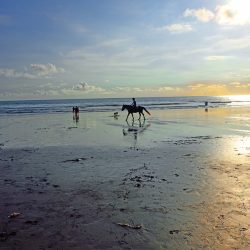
[227,95,250,102]
[228,0,250,25]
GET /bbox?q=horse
[121,104,151,121]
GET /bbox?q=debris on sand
[0,232,8,242]
[117,223,142,229]
[0,231,16,241]
[25,220,38,225]
[62,158,87,163]
[169,229,180,234]
[8,212,21,218]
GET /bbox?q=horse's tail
[143,107,151,115]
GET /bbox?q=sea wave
[0,96,249,115]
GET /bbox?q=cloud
[185,81,250,96]
[111,83,248,97]
[72,82,106,93]
[62,38,172,78]
[183,1,250,26]
[215,5,236,25]
[1,80,250,100]
[158,86,178,92]
[30,63,64,76]
[157,23,193,33]
[205,55,230,61]
[229,81,250,88]
[213,36,250,52]
[111,86,182,96]
[186,82,230,95]
[0,81,109,100]
[0,63,65,80]
[0,68,35,79]
[184,8,215,22]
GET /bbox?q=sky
[0,0,250,100]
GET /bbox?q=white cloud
[158,86,178,92]
[0,63,65,80]
[30,63,64,76]
[62,38,167,75]
[72,82,106,93]
[184,8,215,22]
[1,80,249,100]
[183,1,250,26]
[157,23,193,33]
[133,87,144,92]
[230,81,241,86]
[215,5,235,25]
[0,68,35,79]
[112,86,181,95]
[188,83,206,90]
[205,55,230,61]
[0,81,109,99]
[229,81,250,88]
[213,36,250,52]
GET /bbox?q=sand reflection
[190,136,250,249]
[122,120,151,149]
[73,112,79,124]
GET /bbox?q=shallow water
[0,107,249,149]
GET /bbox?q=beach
[0,106,250,249]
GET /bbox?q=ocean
[0,95,249,115]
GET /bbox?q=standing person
[131,98,136,108]
[75,106,79,113]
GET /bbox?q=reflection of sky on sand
[0,112,140,148]
[232,136,250,155]
[0,107,249,149]
[193,135,250,248]
[122,120,151,149]
[145,108,250,248]
[151,107,250,138]
[212,136,250,169]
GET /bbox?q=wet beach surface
[0,108,250,249]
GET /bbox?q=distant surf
[0,95,249,115]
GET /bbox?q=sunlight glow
[227,95,250,102]
[228,0,250,25]
[232,136,250,155]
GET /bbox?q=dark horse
[122,105,151,121]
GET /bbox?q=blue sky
[0,0,250,100]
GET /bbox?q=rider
[131,98,136,108]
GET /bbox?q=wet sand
[0,108,250,249]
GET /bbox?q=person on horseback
[131,98,136,108]
[122,100,150,121]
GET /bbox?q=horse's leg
[142,112,145,120]
[126,112,130,121]
[131,113,134,120]
[138,112,141,120]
